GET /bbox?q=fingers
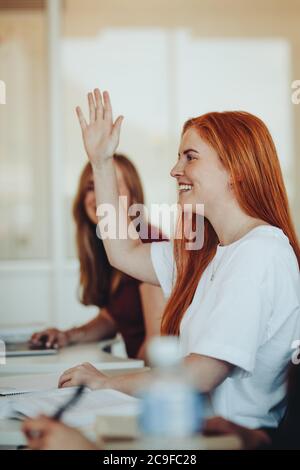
[22,416,57,450]
[58,364,87,388]
[76,106,87,131]
[111,115,124,143]
[103,90,113,124]
[58,363,99,389]
[60,378,76,388]
[88,92,96,123]
[29,331,51,349]
[58,369,77,388]
[22,415,52,435]
[29,331,46,345]
[94,88,104,120]
[77,89,122,131]
[44,331,58,349]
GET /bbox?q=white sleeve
[150,241,175,298]
[187,277,271,376]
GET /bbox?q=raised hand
[76,89,123,168]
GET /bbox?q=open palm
[76,89,123,167]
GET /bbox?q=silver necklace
[210,222,261,282]
[210,248,230,282]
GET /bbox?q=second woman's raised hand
[76,89,124,168]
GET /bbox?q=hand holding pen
[21,385,97,450]
[51,384,85,420]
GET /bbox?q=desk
[0,367,148,448]
[1,342,144,376]
[0,368,241,450]
[0,420,241,450]
[96,415,242,450]
[0,423,242,450]
[103,434,242,450]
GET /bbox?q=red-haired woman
[57,90,300,430]
[30,155,166,362]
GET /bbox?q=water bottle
[138,336,203,442]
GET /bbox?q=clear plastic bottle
[138,336,203,444]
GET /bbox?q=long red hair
[73,155,145,308]
[161,111,300,336]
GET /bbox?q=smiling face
[84,163,131,225]
[171,127,232,215]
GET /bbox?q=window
[0,0,49,260]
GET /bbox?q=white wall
[0,1,296,331]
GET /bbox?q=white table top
[0,420,241,450]
[0,342,144,376]
[0,367,148,448]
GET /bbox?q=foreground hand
[22,415,98,450]
[203,416,271,450]
[58,362,109,390]
[76,89,123,167]
[29,328,69,349]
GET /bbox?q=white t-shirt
[151,226,300,429]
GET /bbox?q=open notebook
[0,386,140,428]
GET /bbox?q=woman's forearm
[104,369,154,396]
[92,160,142,267]
[65,309,117,344]
[105,354,232,396]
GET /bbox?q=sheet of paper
[0,373,61,395]
[0,388,140,427]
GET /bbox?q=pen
[52,384,86,421]
[24,384,86,441]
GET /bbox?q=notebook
[0,387,140,428]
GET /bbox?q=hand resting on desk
[58,362,109,390]
[30,328,70,349]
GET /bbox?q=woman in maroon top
[30,156,166,361]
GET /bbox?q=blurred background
[0,0,299,330]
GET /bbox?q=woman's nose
[170,160,184,178]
